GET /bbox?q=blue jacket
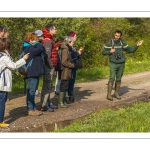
[23,42,45,78]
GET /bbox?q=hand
[137,40,143,46]
[23,53,30,60]
[78,46,84,54]
[110,48,115,53]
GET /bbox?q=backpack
[55,46,64,71]
[18,51,33,76]
[54,41,64,71]
[42,38,58,67]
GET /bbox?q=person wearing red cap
[66,31,84,103]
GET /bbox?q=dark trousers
[68,69,76,95]
[109,62,125,82]
[60,80,69,92]
[0,91,8,122]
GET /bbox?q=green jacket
[102,39,139,64]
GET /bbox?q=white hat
[35,30,43,37]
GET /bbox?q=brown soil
[1,71,150,132]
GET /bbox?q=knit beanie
[69,32,76,37]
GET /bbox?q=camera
[115,53,121,60]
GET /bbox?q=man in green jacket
[102,30,143,101]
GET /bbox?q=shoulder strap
[111,39,123,49]
[120,39,123,49]
[111,39,114,49]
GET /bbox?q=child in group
[0,38,29,127]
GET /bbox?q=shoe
[28,110,43,116]
[0,122,9,128]
[50,104,58,109]
[41,106,54,112]
[69,96,74,103]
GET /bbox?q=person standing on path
[57,36,78,108]
[34,30,44,97]
[0,38,29,127]
[40,24,58,111]
[102,30,143,101]
[66,31,84,103]
[23,32,45,116]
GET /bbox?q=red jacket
[42,27,58,67]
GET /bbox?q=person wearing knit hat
[66,31,84,104]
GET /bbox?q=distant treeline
[1,18,150,69]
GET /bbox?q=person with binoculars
[102,30,143,101]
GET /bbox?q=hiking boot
[49,104,58,109]
[107,82,113,101]
[114,82,121,99]
[28,110,43,116]
[41,106,54,112]
[0,122,9,128]
[58,92,68,108]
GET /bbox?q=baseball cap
[35,30,43,37]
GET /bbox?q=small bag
[78,56,82,69]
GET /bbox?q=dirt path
[1,71,150,132]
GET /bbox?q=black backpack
[55,48,64,71]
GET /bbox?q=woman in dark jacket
[23,32,45,116]
[57,36,77,108]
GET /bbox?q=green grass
[75,58,150,83]
[55,101,150,132]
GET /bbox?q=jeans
[68,69,76,95]
[26,77,39,110]
[0,91,8,122]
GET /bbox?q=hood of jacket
[42,27,54,40]
[23,42,32,48]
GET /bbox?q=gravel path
[1,71,150,132]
